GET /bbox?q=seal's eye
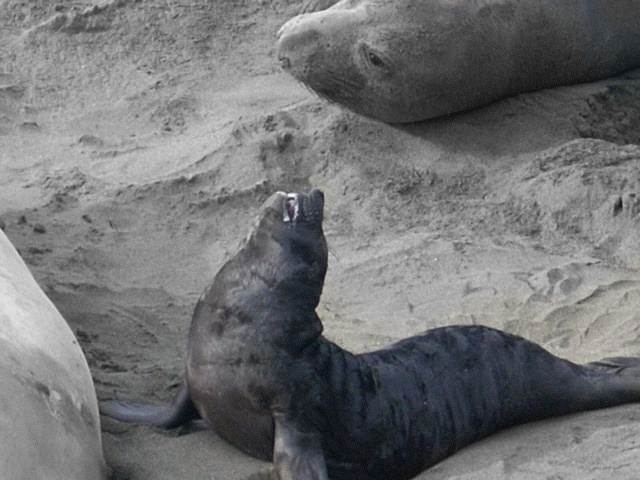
[361,44,392,73]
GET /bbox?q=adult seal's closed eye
[276,0,640,123]
[102,190,640,480]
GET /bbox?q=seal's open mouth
[283,193,300,222]
[281,190,324,225]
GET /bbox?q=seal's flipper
[579,356,640,407]
[273,414,328,480]
[100,385,200,429]
[585,357,640,376]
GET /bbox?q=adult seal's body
[0,229,108,479]
[276,0,640,123]
[102,190,640,480]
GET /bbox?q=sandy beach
[2,1,640,478]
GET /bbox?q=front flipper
[585,357,640,376]
[100,385,200,429]
[273,414,328,480]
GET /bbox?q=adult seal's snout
[277,6,370,110]
[276,0,640,123]
[277,18,325,79]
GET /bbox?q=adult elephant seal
[276,0,640,123]
[0,229,108,479]
[102,190,640,480]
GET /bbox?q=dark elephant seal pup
[102,190,640,480]
[276,0,640,123]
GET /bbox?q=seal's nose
[277,7,367,79]
[279,56,291,70]
[277,16,323,72]
[277,34,319,72]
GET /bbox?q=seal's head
[190,189,328,362]
[277,1,506,123]
[236,189,328,311]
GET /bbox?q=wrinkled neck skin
[268,219,328,316]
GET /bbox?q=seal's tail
[99,385,200,429]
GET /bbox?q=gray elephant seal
[276,0,640,123]
[102,190,640,480]
[1,230,108,479]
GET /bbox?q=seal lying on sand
[276,0,640,123]
[102,190,640,480]
[0,229,108,480]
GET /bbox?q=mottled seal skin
[1,229,108,480]
[102,190,640,480]
[276,0,640,123]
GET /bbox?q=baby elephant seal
[276,0,640,123]
[102,190,640,480]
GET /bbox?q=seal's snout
[281,190,324,225]
[277,18,323,78]
[284,193,300,222]
[277,9,369,115]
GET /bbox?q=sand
[2,1,640,479]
